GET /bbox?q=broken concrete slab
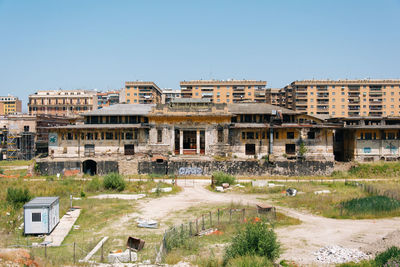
[136,218,158,229]
[108,249,137,263]
[89,194,146,200]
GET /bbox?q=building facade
[0,96,22,115]
[162,89,181,104]
[180,80,267,104]
[28,90,98,117]
[48,100,336,162]
[283,80,400,118]
[124,81,162,104]
[97,90,120,109]
[266,88,285,106]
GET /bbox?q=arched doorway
[82,160,97,176]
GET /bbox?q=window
[246,132,254,139]
[126,132,133,140]
[32,212,41,222]
[157,129,162,143]
[24,126,29,132]
[364,133,372,140]
[307,131,315,139]
[275,131,279,139]
[332,92,335,95]
[86,132,93,140]
[285,144,296,154]
[287,132,295,139]
[106,132,113,140]
[245,144,256,155]
[248,92,251,96]
[342,92,345,95]
[67,133,73,140]
[242,132,246,139]
[388,132,395,139]
[218,128,223,142]
[332,105,335,108]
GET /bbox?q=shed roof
[228,103,298,115]
[83,104,155,116]
[24,197,59,208]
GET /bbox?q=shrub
[223,220,280,265]
[86,177,102,192]
[0,168,3,174]
[375,246,400,267]
[298,142,307,157]
[226,255,273,267]
[103,173,126,191]
[212,172,236,186]
[6,187,32,208]
[80,191,86,198]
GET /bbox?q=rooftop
[83,104,155,116]
[24,197,59,208]
[290,79,400,86]
[180,79,267,86]
[228,103,297,115]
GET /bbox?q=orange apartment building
[28,90,97,117]
[265,88,285,106]
[0,96,22,115]
[180,80,267,103]
[124,81,162,104]
[283,80,400,118]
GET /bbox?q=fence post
[217,209,220,225]
[189,222,192,236]
[242,209,245,222]
[202,215,205,230]
[196,219,199,234]
[45,244,47,258]
[229,209,232,223]
[181,224,184,238]
[73,242,76,264]
[209,211,212,227]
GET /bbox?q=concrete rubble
[314,245,369,264]
[150,187,172,193]
[108,249,137,263]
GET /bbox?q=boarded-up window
[245,144,256,155]
[285,144,296,154]
[32,212,41,222]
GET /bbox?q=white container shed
[23,197,60,235]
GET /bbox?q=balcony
[317,93,329,98]
[348,86,360,91]
[317,105,329,110]
[370,106,383,110]
[317,100,329,104]
[348,112,360,117]
[317,86,328,91]
[349,106,360,110]
[233,86,245,92]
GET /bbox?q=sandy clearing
[107,180,400,265]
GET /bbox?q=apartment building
[0,96,22,115]
[180,80,267,103]
[124,81,162,104]
[28,90,97,117]
[265,88,285,106]
[97,90,120,109]
[162,89,181,104]
[283,80,400,118]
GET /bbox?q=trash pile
[136,218,158,228]
[215,183,244,192]
[314,245,369,264]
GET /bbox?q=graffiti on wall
[386,143,398,154]
[178,167,203,175]
[363,147,371,153]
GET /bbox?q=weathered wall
[138,160,334,176]
[36,160,119,176]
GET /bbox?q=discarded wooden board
[80,236,109,262]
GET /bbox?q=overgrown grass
[341,196,400,216]
[0,160,33,167]
[332,162,400,179]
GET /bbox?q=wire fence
[345,180,400,201]
[156,206,277,263]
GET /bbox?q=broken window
[124,144,135,155]
[287,132,295,139]
[242,132,246,139]
[307,131,315,139]
[245,144,256,155]
[246,132,254,139]
[218,128,223,142]
[86,132,93,140]
[106,132,113,140]
[67,133,73,140]
[275,131,279,139]
[365,133,372,140]
[285,144,296,154]
[24,126,29,132]
[157,129,162,143]
[388,132,395,140]
[126,132,133,140]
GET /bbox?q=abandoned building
[39,99,339,176]
[332,117,400,162]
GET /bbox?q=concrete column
[269,128,274,155]
[196,130,200,154]
[171,127,175,155]
[179,130,183,155]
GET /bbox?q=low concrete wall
[138,160,334,176]
[36,160,119,176]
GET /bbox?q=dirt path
[110,181,400,265]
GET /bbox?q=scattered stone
[314,245,369,264]
[215,186,224,192]
[150,187,172,193]
[108,249,137,263]
[221,183,230,189]
[233,184,245,188]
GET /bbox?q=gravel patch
[314,245,370,264]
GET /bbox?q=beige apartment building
[283,80,400,117]
[124,81,162,104]
[0,96,22,115]
[265,88,285,106]
[180,80,267,103]
[28,90,97,117]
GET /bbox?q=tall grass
[341,196,400,215]
[348,162,400,178]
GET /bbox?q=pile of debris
[314,245,369,264]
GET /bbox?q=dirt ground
[118,180,400,266]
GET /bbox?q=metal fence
[156,206,276,263]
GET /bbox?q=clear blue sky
[1,0,400,108]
